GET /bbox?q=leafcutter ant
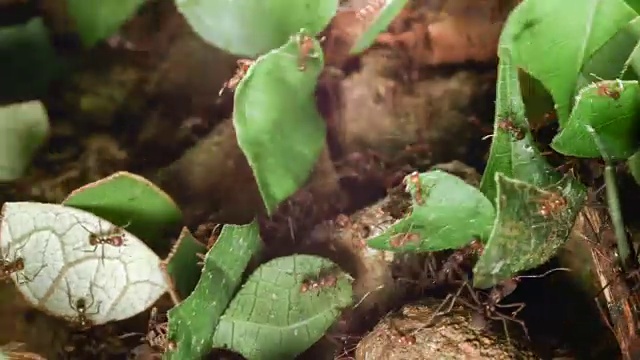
[297,33,316,71]
[497,118,525,140]
[145,307,175,353]
[435,237,484,284]
[356,0,386,21]
[535,191,567,218]
[389,232,420,248]
[454,268,570,343]
[64,280,101,329]
[218,59,254,96]
[300,268,341,293]
[403,171,425,205]
[75,220,129,263]
[0,241,45,284]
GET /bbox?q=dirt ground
[0,0,633,359]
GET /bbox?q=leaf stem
[603,164,631,270]
[587,125,631,269]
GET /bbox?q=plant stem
[603,164,631,270]
[587,125,631,269]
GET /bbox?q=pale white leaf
[0,202,168,325]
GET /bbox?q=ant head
[14,258,24,270]
[166,340,177,352]
[75,298,87,311]
[88,235,100,246]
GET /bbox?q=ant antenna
[516,268,571,279]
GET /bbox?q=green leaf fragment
[0,100,50,182]
[578,17,640,86]
[500,0,636,126]
[176,0,338,57]
[62,171,182,251]
[66,0,147,47]
[551,80,640,159]
[164,227,207,299]
[628,150,640,185]
[165,221,263,360]
[350,0,410,55]
[0,18,67,101]
[234,30,326,215]
[473,173,586,289]
[367,170,495,252]
[212,254,353,360]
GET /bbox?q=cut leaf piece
[473,173,586,288]
[0,202,168,325]
[63,171,182,249]
[577,17,640,88]
[480,47,531,201]
[350,0,410,54]
[165,222,263,360]
[66,0,146,47]
[163,227,207,300]
[551,80,640,160]
[212,254,353,360]
[176,0,338,57]
[0,101,50,182]
[234,30,326,215]
[499,0,636,126]
[0,18,68,101]
[367,170,495,252]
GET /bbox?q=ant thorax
[535,191,567,218]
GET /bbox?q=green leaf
[629,150,640,185]
[480,47,562,204]
[166,221,263,360]
[473,173,586,288]
[0,18,67,102]
[234,30,326,215]
[367,170,495,252]
[500,0,636,126]
[62,171,182,249]
[175,0,338,57]
[164,227,207,299]
[350,0,410,55]
[0,101,49,182]
[66,0,147,47]
[578,17,640,86]
[212,254,353,360]
[551,80,640,159]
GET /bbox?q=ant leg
[23,262,47,282]
[496,302,526,318]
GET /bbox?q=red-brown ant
[65,280,101,330]
[145,307,175,353]
[453,268,570,343]
[0,242,45,284]
[435,237,484,284]
[497,118,525,140]
[389,232,420,248]
[595,81,621,100]
[356,0,386,21]
[535,191,567,218]
[403,171,425,205]
[300,268,343,293]
[219,59,254,96]
[75,220,129,263]
[297,34,316,71]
